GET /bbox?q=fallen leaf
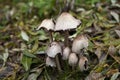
[85,72,104,80]
[111,0,117,4]
[110,11,119,23]
[21,51,32,71]
[95,48,101,58]
[27,64,44,80]
[23,50,37,58]
[115,30,120,38]
[31,40,39,53]
[110,72,120,80]
[108,45,116,55]
[21,30,29,41]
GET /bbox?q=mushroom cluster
[37,12,89,72]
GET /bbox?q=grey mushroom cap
[68,53,78,66]
[37,19,55,30]
[78,56,88,71]
[72,35,89,54]
[55,12,81,31]
[46,57,56,67]
[62,47,70,60]
[46,41,62,58]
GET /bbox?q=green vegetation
[0,0,120,80]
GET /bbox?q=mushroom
[72,35,89,54]
[62,47,70,60]
[46,41,62,72]
[78,56,88,71]
[37,19,55,42]
[46,57,56,67]
[46,41,62,58]
[55,12,81,46]
[68,53,78,69]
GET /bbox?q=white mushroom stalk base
[55,55,62,72]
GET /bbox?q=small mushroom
[62,47,71,60]
[46,41,62,72]
[37,19,54,30]
[55,12,81,46]
[72,35,89,54]
[46,57,56,67]
[68,53,78,68]
[46,41,62,58]
[37,19,55,42]
[78,56,88,71]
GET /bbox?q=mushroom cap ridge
[55,12,81,31]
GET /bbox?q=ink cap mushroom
[37,19,55,42]
[78,56,88,71]
[72,35,89,54]
[62,47,71,60]
[46,56,56,67]
[55,12,81,46]
[46,41,62,72]
[46,41,62,58]
[68,53,78,66]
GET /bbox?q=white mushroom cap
[62,47,70,60]
[46,57,56,67]
[55,12,81,31]
[46,41,62,58]
[68,53,78,66]
[78,56,88,71]
[72,35,89,54]
[37,19,54,30]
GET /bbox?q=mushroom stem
[55,55,62,72]
[49,31,53,43]
[64,30,69,47]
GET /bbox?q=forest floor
[0,0,120,80]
